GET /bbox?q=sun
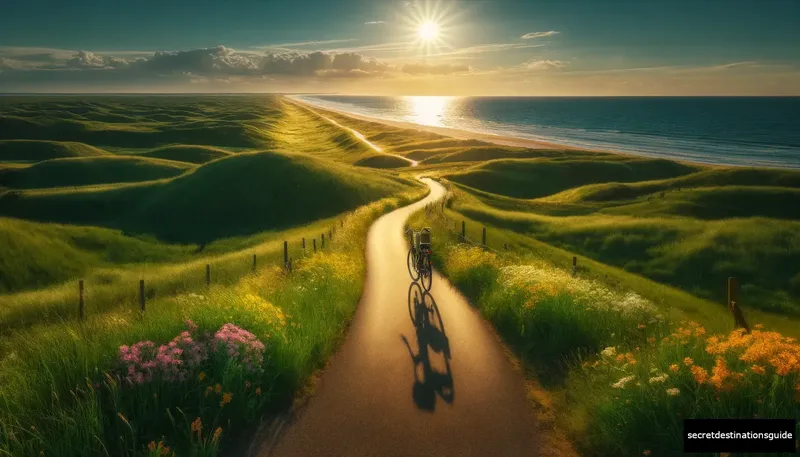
[418,21,440,41]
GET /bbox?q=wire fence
[74,217,349,321]
[419,187,752,333]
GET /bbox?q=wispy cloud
[521,31,559,40]
[426,42,544,58]
[254,39,356,50]
[364,21,386,25]
[324,41,413,54]
[524,59,567,70]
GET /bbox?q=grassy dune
[0,140,109,161]
[0,156,193,189]
[135,145,234,164]
[0,150,416,243]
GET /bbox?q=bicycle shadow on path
[401,281,454,412]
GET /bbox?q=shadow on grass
[401,281,454,411]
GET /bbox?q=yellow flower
[683,357,694,367]
[198,372,206,381]
[669,364,679,373]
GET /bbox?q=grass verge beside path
[0,187,427,457]
[408,203,800,457]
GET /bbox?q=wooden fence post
[302,237,306,251]
[79,279,85,321]
[728,277,750,332]
[206,264,210,287]
[139,279,145,312]
[313,238,317,253]
[321,233,325,249]
[461,221,466,239]
[482,227,487,246]
[283,241,288,268]
[572,256,577,277]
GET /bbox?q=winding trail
[256,179,540,457]
[318,114,419,167]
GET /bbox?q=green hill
[0,140,109,161]
[0,156,192,189]
[0,150,418,244]
[446,157,699,199]
[136,145,234,164]
[0,217,194,293]
[354,154,411,169]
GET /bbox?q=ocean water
[294,95,800,169]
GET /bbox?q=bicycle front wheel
[407,247,420,281]
[421,254,433,291]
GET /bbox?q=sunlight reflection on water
[403,96,456,127]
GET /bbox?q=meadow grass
[409,206,800,457]
[0,190,422,457]
[444,178,800,317]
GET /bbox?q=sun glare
[405,96,454,127]
[418,21,440,41]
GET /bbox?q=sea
[294,95,800,169]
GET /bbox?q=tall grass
[0,190,423,457]
[409,207,800,456]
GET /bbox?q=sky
[0,0,798,95]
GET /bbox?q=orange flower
[647,337,656,344]
[751,365,766,375]
[205,386,212,397]
[637,323,646,329]
[191,417,202,438]
[691,366,709,384]
[643,450,651,456]
[220,392,233,407]
[683,357,694,367]
[214,384,222,393]
[148,441,157,451]
[255,387,262,396]
[669,364,679,373]
[198,372,206,381]
[214,427,223,440]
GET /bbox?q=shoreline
[287,96,590,153]
[288,96,799,170]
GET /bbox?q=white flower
[666,388,680,396]
[601,346,617,358]
[648,374,669,384]
[611,375,636,389]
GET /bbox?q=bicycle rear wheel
[421,254,432,291]
[407,247,420,281]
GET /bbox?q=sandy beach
[289,96,589,152]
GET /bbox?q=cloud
[524,59,566,70]
[426,42,544,59]
[402,62,470,75]
[260,39,356,49]
[364,21,386,25]
[521,31,559,40]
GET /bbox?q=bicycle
[406,227,433,291]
